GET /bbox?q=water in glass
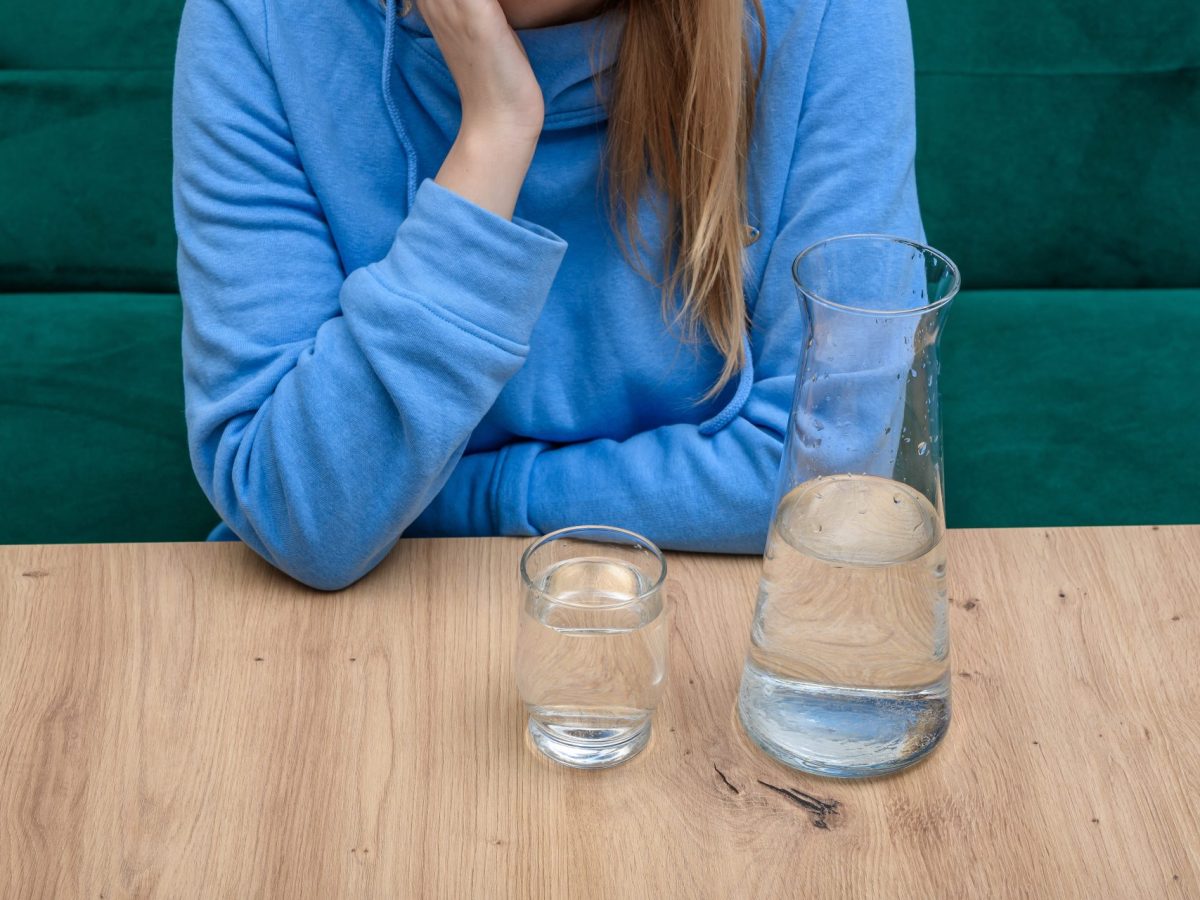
[517,556,667,768]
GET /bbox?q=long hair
[605,0,767,396]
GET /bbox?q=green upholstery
[0,294,215,544]
[2,288,1194,544]
[2,1,1198,293]
[0,0,182,292]
[0,0,1197,543]
[0,72,176,292]
[942,289,1200,529]
[0,4,182,69]
[910,0,1200,289]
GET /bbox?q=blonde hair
[606,0,766,396]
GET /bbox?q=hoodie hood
[377,0,624,207]
[381,2,625,129]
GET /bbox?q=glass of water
[516,526,668,769]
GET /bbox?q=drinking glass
[516,526,668,769]
[737,234,960,777]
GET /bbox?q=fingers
[418,0,511,39]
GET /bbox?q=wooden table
[1,527,1197,898]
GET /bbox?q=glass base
[737,668,950,778]
[527,717,651,770]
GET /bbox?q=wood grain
[1,528,1197,898]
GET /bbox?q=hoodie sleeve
[410,0,924,553]
[173,0,566,589]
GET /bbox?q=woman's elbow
[191,427,402,592]
[283,560,372,593]
[202,473,398,591]
[259,529,395,592]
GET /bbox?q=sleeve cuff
[368,179,568,348]
[493,440,548,536]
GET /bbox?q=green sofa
[1,0,1197,544]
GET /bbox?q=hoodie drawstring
[697,333,755,436]
[381,0,419,208]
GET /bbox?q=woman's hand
[422,0,545,219]
[421,0,544,140]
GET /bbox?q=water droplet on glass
[893,494,902,504]
[917,441,929,455]
[910,369,918,379]
[884,426,892,435]
[903,436,911,444]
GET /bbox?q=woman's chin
[497,0,605,29]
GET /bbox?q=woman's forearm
[435,127,538,220]
[424,0,545,220]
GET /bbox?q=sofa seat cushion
[0,292,216,543]
[1,288,1196,544]
[942,288,1200,528]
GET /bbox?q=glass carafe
[737,234,960,777]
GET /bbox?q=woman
[172,0,923,590]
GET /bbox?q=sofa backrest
[1,0,1197,293]
[911,0,1200,290]
[0,1,181,293]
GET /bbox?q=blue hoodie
[172,0,923,590]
